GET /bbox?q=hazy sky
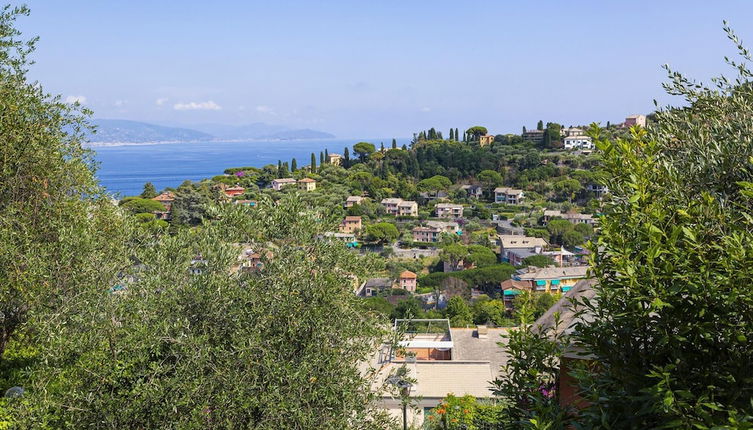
[17,1,753,137]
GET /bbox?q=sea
[91,138,405,197]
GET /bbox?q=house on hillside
[587,184,609,199]
[500,279,533,311]
[494,187,524,205]
[381,198,403,215]
[562,127,585,137]
[398,200,419,217]
[398,270,417,292]
[151,191,175,220]
[271,178,296,191]
[479,134,495,146]
[340,216,362,234]
[623,114,646,128]
[223,185,245,197]
[563,135,593,150]
[426,220,461,235]
[412,226,442,243]
[435,203,463,218]
[358,278,394,297]
[542,210,597,226]
[345,195,364,208]
[327,153,343,166]
[460,184,483,199]
[522,129,545,143]
[498,235,548,265]
[298,177,316,191]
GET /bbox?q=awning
[551,279,561,285]
[561,286,572,292]
[503,289,522,296]
[535,280,546,286]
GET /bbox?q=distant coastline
[85,137,341,147]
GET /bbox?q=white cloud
[420,106,431,112]
[114,99,126,107]
[65,95,87,104]
[255,105,275,114]
[173,100,222,111]
[155,97,168,106]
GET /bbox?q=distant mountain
[88,119,335,143]
[89,119,213,143]
[259,129,335,140]
[190,123,335,140]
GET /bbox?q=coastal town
[114,117,645,427]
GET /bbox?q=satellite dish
[4,386,24,398]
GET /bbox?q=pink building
[398,270,417,292]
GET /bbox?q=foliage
[353,141,376,161]
[120,197,166,213]
[445,296,473,327]
[490,293,571,428]
[573,29,753,428]
[419,264,516,290]
[140,181,157,198]
[365,222,399,243]
[12,197,395,429]
[520,255,555,268]
[425,394,509,430]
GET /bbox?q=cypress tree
[325,148,329,161]
[310,153,317,172]
[455,128,459,141]
[343,147,350,168]
[522,126,527,134]
[277,160,283,178]
[537,120,544,130]
[392,138,397,149]
[291,158,297,172]
[449,129,454,141]
[607,120,611,128]
[320,151,324,164]
[401,144,407,150]
[380,142,384,152]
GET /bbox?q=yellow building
[298,178,316,191]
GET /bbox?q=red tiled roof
[399,270,417,279]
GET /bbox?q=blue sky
[17,1,753,138]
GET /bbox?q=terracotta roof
[298,178,316,183]
[226,186,245,191]
[399,270,417,279]
[152,192,175,202]
[344,216,361,221]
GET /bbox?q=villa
[345,195,364,207]
[494,187,524,204]
[298,177,316,191]
[271,178,297,190]
[435,203,463,218]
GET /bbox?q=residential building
[500,279,533,310]
[271,178,296,190]
[233,199,257,207]
[412,226,441,243]
[418,190,449,202]
[374,319,509,427]
[340,216,362,234]
[398,270,417,292]
[498,234,548,265]
[238,248,264,272]
[223,185,245,197]
[345,195,364,208]
[492,219,525,236]
[327,153,343,166]
[522,129,545,143]
[460,184,483,199]
[587,183,609,199]
[562,127,585,137]
[542,210,597,226]
[624,114,647,128]
[381,198,403,215]
[494,187,524,204]
[426,220,461,235]
[435,203,464,218]
[479,134,495,146]
[512,265,591,292]
[358,278,393,297]
[397,200,418,217]
[298,177,316,191]
[563,135,594,150]
[151,191,175,220]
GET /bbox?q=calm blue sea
[92,138,404,196]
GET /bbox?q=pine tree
[141,182,157,199]
[291,158,297,172]
[310,153,317,172]
[537,120,544,130]
[392,138,397,149]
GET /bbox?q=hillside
[89,119,213,143]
